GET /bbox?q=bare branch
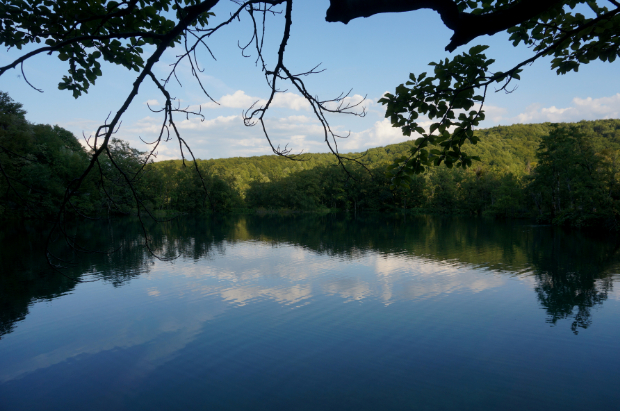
[20,62,43,93]
[43,0,222,269]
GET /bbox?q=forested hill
[162,120,617,180]
[1,89,619,229]
[350,122,551,171]
[361,120,619,171]
[146,119,619,228]
[160,122,549,181]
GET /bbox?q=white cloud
[176,115,238,130]
[482,105,508,123]
[76,91,620,161]
[493,94,620,125]
[115,112,328,160]
[569,94,620,119]
[271,92,311,111]
[203,90,260,109]
[199,90,311,111]
[144,99,160,106]
[338,117,430,152]
[80,90,396,159]
[115,100,417,159]
[284,115,314,123]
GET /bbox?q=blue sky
[1,0,619,160]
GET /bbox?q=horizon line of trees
[1,93,619,229]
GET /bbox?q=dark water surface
[1,214,620,410]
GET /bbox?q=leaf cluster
[0,0,214,97]
[379,45,512,187]
[381,0,619,189]
[508,0,620,73]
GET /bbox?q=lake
[1,214,619,410]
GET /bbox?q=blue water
[1,214,619,410]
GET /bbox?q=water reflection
[3,215,620,411]
[1,214,619,341]
[529,230,619,334]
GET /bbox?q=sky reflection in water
[1,214,619,410]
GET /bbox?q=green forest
[1,92,619,228]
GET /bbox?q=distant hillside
[358,119,620,173]
[166,119,620,179]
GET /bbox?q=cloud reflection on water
[1,214,618,388]
[0,239,514,383]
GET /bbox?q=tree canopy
[374,0,620,185]
[2,92,618,228]
[2,1,618,170]
[1,0,619,264]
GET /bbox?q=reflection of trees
[0,223,78,339]
[535,271,612,334]
[0,216,238,339]
[248,215,620,333]
[244,214,535,270]
[2,214,619,339]
[529,228,619,334]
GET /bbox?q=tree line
[1,92,619,228]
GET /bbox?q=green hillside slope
[170,119,618,179]
[144,119,619,228]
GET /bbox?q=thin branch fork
[241,0,366,169]
[149,71,216,212]
[44,0,222,270]
[6,0,373,271]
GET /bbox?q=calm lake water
[1,214,620,410]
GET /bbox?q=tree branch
[0,31,166,77]
[325,0,566,51]
[45,0,221,270]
